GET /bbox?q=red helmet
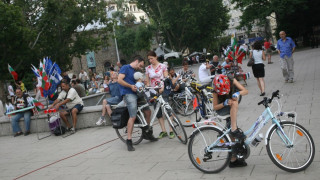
[213,74,231,95]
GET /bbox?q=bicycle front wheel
[266,121,315,172]
[163,106,188,144]
[115,117,144,145]
[188,126,231,173]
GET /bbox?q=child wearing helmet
[212,74,248,167]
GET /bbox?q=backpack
[53,126,66,136]
[110,107,129,129]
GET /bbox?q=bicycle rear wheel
[188,126,231,173]
[163,106,188,144]
[115,116,144,145]
[266,121,315,172]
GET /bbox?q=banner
[86,51,96,68]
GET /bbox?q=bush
[166,58,184,67]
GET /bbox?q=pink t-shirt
[145,63,167,87]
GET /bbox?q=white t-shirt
[58,88,83,109]
[79,72,88,81]
[8,85,14,96]
[252,50,264,64]
[198,63,209,82]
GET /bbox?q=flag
[8,64,18,81]
[234,45,247,64]
[31,64,40,77]
[33,99,45,111]
[45,57,53,75]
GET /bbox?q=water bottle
[251,133,263,146]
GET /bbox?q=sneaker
[70,127,76,134]
[288,79,294,83]
[229,159,247,168]
[148,134,158,142]
[24,131,31,136]
[14,132,23,137]
[96,117,106,126]
[169,131,175,139]
[230,128,246,140]
[126,139,135,151]
[268,62,273,64]
[158,132,168,139]
[260,92,265,96]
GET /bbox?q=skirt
[252,63,265,78]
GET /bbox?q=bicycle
[188,90,315,173]
[115,85,188,145]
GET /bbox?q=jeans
[123,94,138,118]
[11,111,32,133]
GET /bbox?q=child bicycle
[188,90,315,173]
[115,85,188,145]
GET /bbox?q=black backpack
[110,107,129,129]
[53,126,66,136]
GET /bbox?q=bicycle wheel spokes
[165,108,188,144]
[266,122,315,172]
[115,126,143,145]
[188,126,231,173]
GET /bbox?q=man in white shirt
[198,59,213,84]
[79,69,89,90]
[49,80,84,133]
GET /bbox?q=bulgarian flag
[234,44,247,64]
[8,64,18,81]
[33,99,45,111]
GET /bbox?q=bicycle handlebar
[257,90,280,107]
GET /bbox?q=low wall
[0,105,111,136]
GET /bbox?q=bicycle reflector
[296,130,303,136]
[276,154,282,161]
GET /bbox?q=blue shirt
[119,64,136,95]
[277,37,296,58]
[109,82,121,98]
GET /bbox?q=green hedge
[166,58,184,67]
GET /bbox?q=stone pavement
[0,48,319,180]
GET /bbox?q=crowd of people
[6,30,296,168]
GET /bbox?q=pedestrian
[198,59,213,84]
[210,55,222,75]
[264,38,273,64]
[250,41,266,96]
[79,69,89,90]
[277,31,296,83]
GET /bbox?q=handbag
[247,57,254,67]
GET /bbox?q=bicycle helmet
[213,74,231,95]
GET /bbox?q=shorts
[106,96,122,105]
[266,48,272,55]
[252,63,265,78]
[154,95,169,118]
[216,106,230,116]
[123,93,149,118]
[67,104,84,113]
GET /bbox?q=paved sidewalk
[0,48,319,180]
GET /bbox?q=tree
[231,0,320,41]
[0,0,113,102]
[136,0,230,53]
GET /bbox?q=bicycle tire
[266,121,315,172]
[115,116,144,145]
[163,106,188,144]
[188,126,231,173]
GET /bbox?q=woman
[177,61,195,81]
[103,75,110,93]
[212,74,248,167]
[145,51,174,139]
[250,41,266,96]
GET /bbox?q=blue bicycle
[188,90,315,173]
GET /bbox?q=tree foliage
[0,0,113,82]
[136,0,230,52]
[231,0,320,40]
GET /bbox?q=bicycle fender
[264,120,290,145]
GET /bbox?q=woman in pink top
[145,51,174,139]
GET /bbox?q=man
[71,79,86,97]
[118,55,157,151]
[49,80,84,133]
[62,72,71,84]
[264,38,273,64]
[277,31,296,83]
[198,59,213,84]
[79,69,89,90]
[11,88,32,137]
[210,55,222,75]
